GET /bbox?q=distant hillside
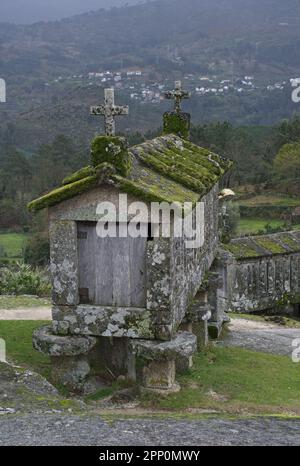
[1,0,300,151]
[1,0,144,24]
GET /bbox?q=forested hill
[1,0,300,151]
[1,0,300,79]
[1,1,142,24]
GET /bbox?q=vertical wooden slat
[77,223,95,304]
[94,229,113,306]
[112,226,131,306]
[129,235,147,307]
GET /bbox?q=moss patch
[28,175,99,212]
[222,241,260,259]
[91,136,131,177]
[223,232,300,259]
[63,166,94,186]
[163,112,190,139]
[254,237,287,255]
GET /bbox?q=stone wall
[170,184,219,326]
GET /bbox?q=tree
[273,142,300,181]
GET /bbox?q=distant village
[44,69,295,105]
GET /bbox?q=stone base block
[51,355,90,393]
[130,331,197,391]
[143,359,176,391]
[33,325,97,393]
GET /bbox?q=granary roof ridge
[28,134,233,212]
[222,230,300,260]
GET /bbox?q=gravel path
[0,307,51,320]
[223,318,300,356]
[0,414,299,446]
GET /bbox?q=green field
[236,218,300,236]
[147,346,300,416]
[0,232,29,262]
[0,320,51,378]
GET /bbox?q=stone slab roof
[28,134,233,212]
[222,231,300,260]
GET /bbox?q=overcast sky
[1,0,146,24]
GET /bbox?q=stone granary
[29,84,232,394]
[217,231,300,316]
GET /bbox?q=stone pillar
[143,359,177,391]
[130,331,197,393]
[185,297,211,351]
[163,112,191,140]
[49,220,79,307]
[33,326,97,394]
[51,355,90,393]
[207,272,226,339]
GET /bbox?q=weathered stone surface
[142,359,177,392]
[130,331,197,361]
[192,321,209,350]
[33,326,97,357]
[52,306,154,339]
[91,88,129,137]
[49,220,79,306]
[51,355,91,393]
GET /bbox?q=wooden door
[77,222,147,307]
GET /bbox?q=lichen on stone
[91,135,131,177]
[163,112,191,139]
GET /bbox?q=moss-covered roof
[28,134,233,212]
[222,231,300,260]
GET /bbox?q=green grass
[143,346,300,416]
[1,319,300,417]
[0,295,51,309]
[0,232,29,261]
[238,194,300,207]
[237,218,285,235]
[229,312,300,328]
[0,320,51,378]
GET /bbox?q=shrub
[0,263,51,297]
[24,233,50,267]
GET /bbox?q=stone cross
[165,81,190,113]
[91,88,129,136]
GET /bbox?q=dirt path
[0,307,51,320]
[223,317,300,356]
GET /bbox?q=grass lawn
[0,232,29,261]
[144,346,300,416]
[0,320,51,378]
[236,218,285,236]
[1,319,300,416]
[0,295,51,309]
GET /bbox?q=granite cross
[165,81,190,113]
[91,88,129,136]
